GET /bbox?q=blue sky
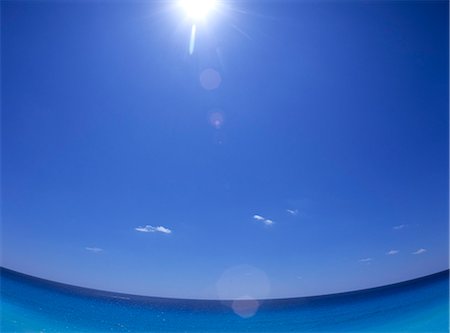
[1,0,448,299]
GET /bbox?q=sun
[179,0,217,20]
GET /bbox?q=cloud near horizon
[85,247,103,253]
[253,215,274,226]
[135,225,172,234]
[386,250,399,255]
[412,248,427,255]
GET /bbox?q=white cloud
[85,247,103,253]
[263,219,274,226]
[155,226,172,234]
[135,226,150,232]
[359,258,372,262]
[253,214,274,226]
[253,215,265,221]
[286,209,299,216]
[393,224,405,230]
[135,225,172,234]
[412,248,427,255]
[386,250,399,255]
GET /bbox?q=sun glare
[179,0,217,20]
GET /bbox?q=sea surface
[1,267,448,332]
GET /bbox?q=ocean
[1,268,448,332]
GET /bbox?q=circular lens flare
[179,0,217,20]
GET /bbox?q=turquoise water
[1,268,448,332]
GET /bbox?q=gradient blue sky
[2,0,448,299]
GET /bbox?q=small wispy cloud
[386,250,399,255]
[85,247,103,253]
[253,215,265,221]
[286,209,299,216]
[359,258,372,263]
[412,248,427,255]
[135,225,172,234]
[253,214,274,226]
[393,224,405,230]
[263,219,274,226]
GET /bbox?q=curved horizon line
[1,266,448,302]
